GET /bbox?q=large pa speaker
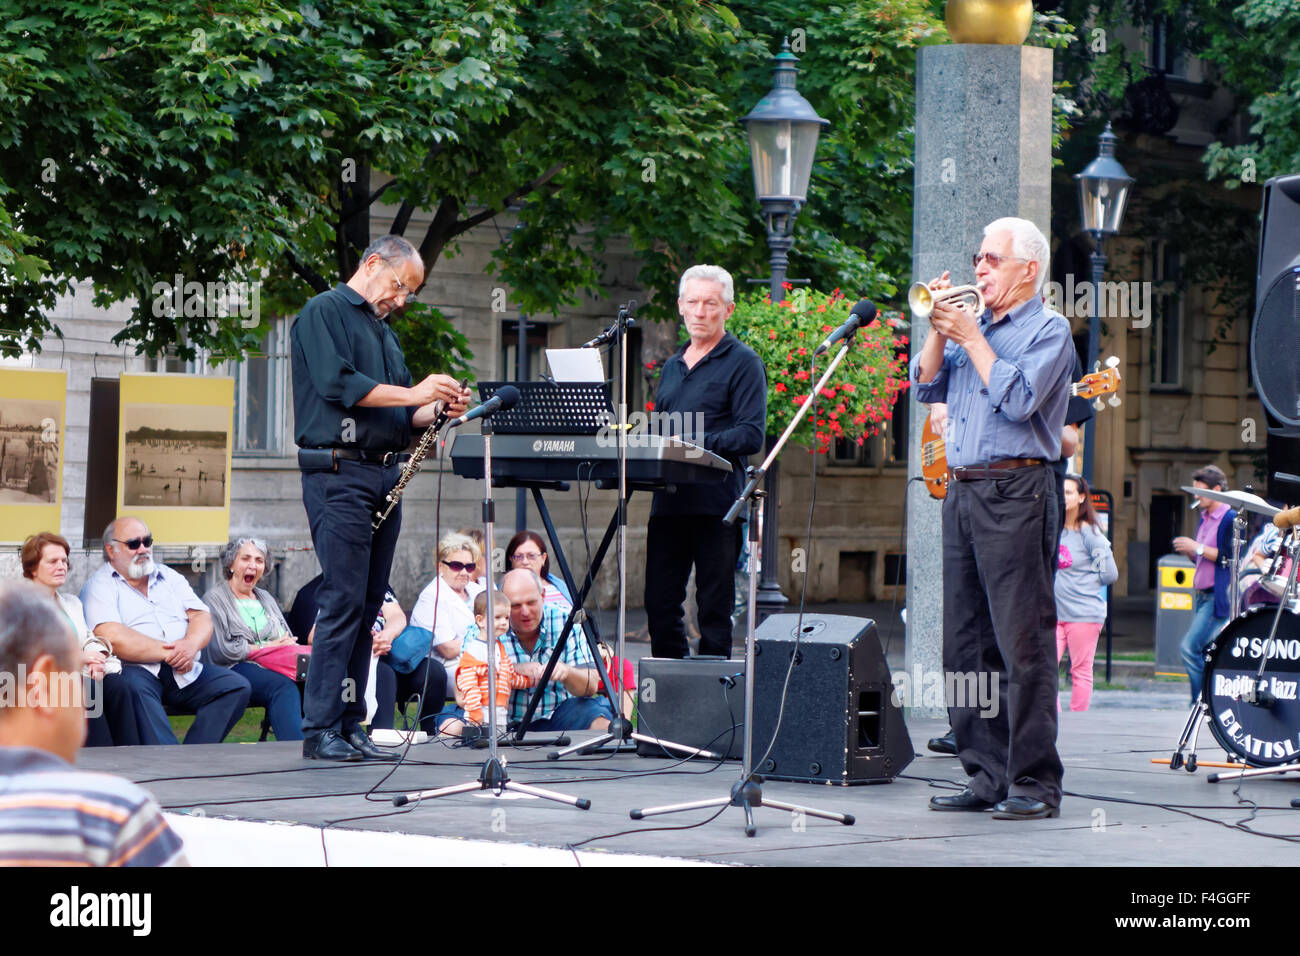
[635,657,745,760]
[1251,174,1300,441]
[751,614,913,785]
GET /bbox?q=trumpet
[908,280,986,320]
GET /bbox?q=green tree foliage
[1043,0,1269,340]
[0,0,954,368]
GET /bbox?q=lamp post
[741,37,828,617]
[1074,122,1133,484]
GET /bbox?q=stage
[74,705,1300,866]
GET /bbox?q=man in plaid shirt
[499,569,615,732]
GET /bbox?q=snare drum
[1202,604,1300,767]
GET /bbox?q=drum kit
[1169,482,1300,782]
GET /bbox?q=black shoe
[927,731,957,756]
[929,787,997,812]
[304,730,363,762]
[346,728,399,761]
[992,795,1060,820]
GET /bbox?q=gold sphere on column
[945,0,1034,44]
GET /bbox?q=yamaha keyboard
[448,433,732,488]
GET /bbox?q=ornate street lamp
[1074,122,1133,483]
[742,38,828,616]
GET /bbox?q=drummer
[1172,465,1238,702]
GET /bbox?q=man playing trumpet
[910,217,1075,820]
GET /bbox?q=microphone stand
[550,301,717,761]
[392,416,589,811]
[628,335,860,836]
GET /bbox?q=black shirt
[290,283,415,451]
[650,331,767,517]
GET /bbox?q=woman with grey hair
[201,538,304,741]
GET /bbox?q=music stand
[392,417,589,811]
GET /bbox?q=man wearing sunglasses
[291,234,470,761]
[80,517,251,744]
[911,217,1075,821]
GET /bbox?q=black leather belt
[299,448,410,469]
[335,448,410,466]
[948,458,1044,481]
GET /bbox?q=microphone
[581,316,637,349]
[449,385,520,428]
[814,299,877,356]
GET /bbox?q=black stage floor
[74,708,1300,866]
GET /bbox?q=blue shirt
[501,602,596,723]
[910,297,1073,466]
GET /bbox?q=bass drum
[1202,605,1300,767]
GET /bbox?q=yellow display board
[117,373,233,546]
[0,368,66,544]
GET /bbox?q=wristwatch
[1195,543,1205,558]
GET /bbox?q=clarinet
[371,380,468,530]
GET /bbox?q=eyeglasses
[114,535,153,550]
[442,560,476,573]
[972,251,1029,269]
[512,551,543,562]
[385,262,419,301]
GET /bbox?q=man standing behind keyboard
[911,218,1073,820]
[291,235,467,762]
[644,264,766,660]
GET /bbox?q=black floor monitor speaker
[635,657,745,760]
[751,614,913,785]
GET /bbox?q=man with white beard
[80,517,249,744]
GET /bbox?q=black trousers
[300,458,403,737]
[942,465,1063,806]
[645,514,740,659]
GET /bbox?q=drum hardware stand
[392,421,589,812]
[1169,498,1254,772]
[1205,527,1300,785]
[629,333,860,837]
[549,302,710,761]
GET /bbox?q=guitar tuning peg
[1108,395,1121,407]
[1093,361,1101,373]
[1106,355,1120,369]
[1094,398,1105,411]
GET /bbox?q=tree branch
[446,162,568,241]
[391,199,414,237]
[285,250,330,294]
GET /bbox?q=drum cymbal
[1182,485,1281,517]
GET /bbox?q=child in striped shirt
[455,590,535,734]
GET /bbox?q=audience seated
[0,580,187,865]
[505,530,573,608]
[20,531,140,747]
[408,532,484,692]
[500,569,614,732]
[202,537,305,741]
[80,517,249,745]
